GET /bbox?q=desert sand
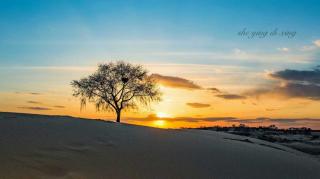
[0,112,320,179]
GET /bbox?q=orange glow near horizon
[1,89,320,129]
[153,120,166,128]
[1,71,320,130]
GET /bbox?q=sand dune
[0,112,320,179]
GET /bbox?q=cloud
[150,74,201,89]
[233,48,247,56]
[18,106,52,110]
[128,115,237,123]
[27,101,41,104]
[145,48,310,63]
[207,87,221,93]
[276,83,320,100]
[300,39,320,51]
[269,68,320,84]
[300,45,317,51]
[236,117,320,125]
[314,39,320,47]
[127,115,320,129]
[186,103,211,108]
[216,94,246,100]
[15,92,42,95]
[53,105,66,108]
[247,66,320,100]
[198,117,238,122]
[267,118,320,123]
[207,87,246,100]
[277,47,290,52]
[248,82,320,100]
[29,92,41,95]
[229,48,310,63]
[265,108,280,111]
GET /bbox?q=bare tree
[71,61,161,122]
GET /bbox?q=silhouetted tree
[71,61,161,122]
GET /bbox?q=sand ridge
[0,112,320,178]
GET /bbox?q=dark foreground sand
[0,112,320,179]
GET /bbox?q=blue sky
[1,0,319,67]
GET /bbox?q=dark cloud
[18,106,52,110]
[207,87,246,100]
[27,101,41,104]
[207,87,221,93]
[247,80,320,100]
[186,103,211,108]
[270,68,320,84]
[216,94,246,100]
[276,83,320,100]
[265,108,280,111]
[150,74,201,89]
[227,118,266,124]
[267,118,320,123]
[53,105,66,108]
[247,66,320,100]
[29,92,41,95]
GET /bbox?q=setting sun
[156,112,171,118]
[153,120,166,128]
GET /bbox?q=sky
[1,0,320,129]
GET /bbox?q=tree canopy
[71,61,161,122]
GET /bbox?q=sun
[152,112,170,128]
[153,120,166,128]
[156,112,171,118]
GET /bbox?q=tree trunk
[116,110,121,123]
